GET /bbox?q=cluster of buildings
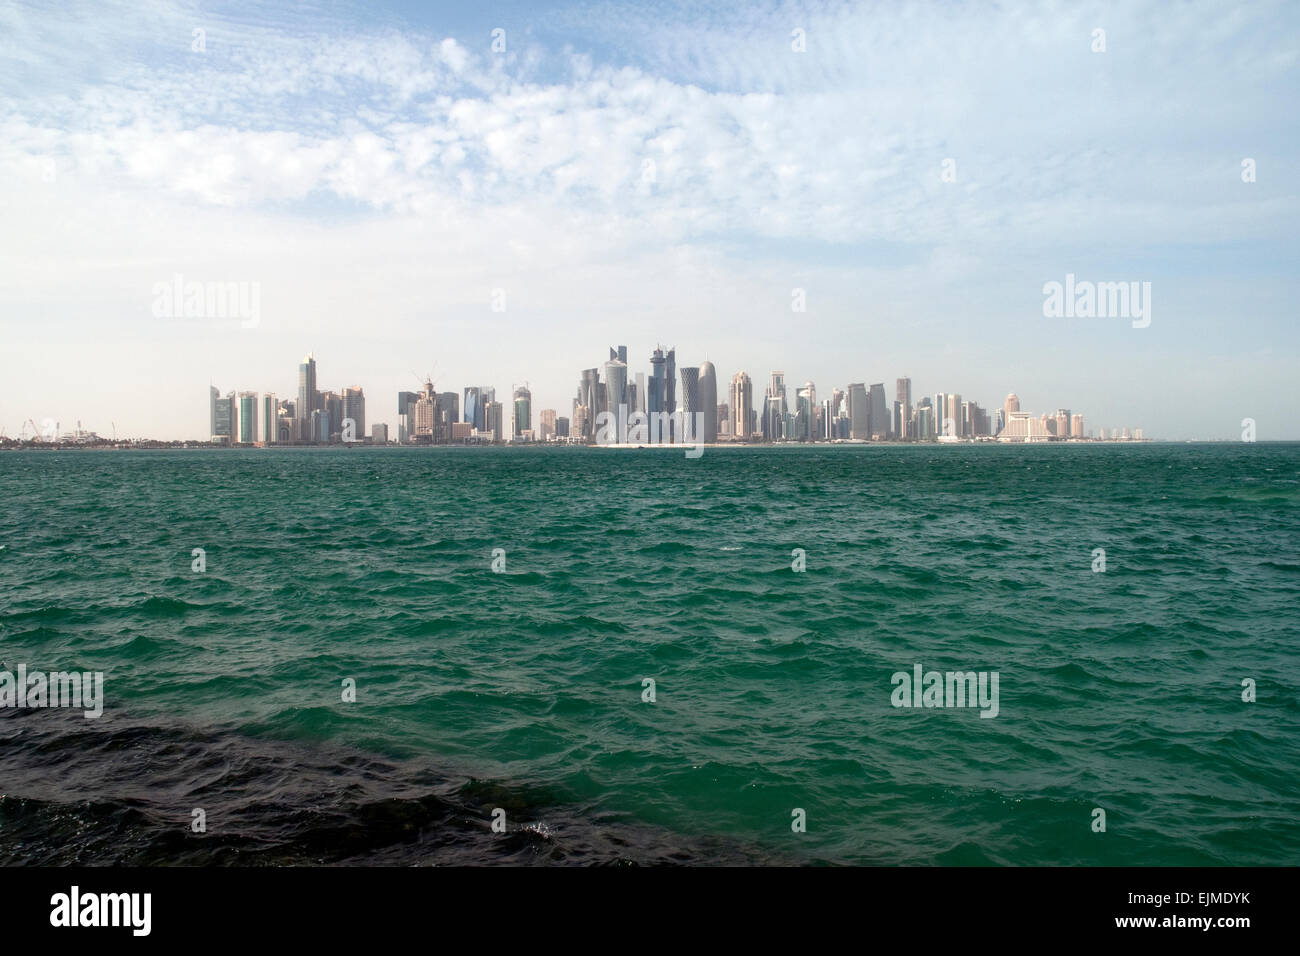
[205,350,1144,446]
[209,354,379,445]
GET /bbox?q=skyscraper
[238,392,258,444]
[434,392,458,442]
[604,360,627,419]
[896,377,913,439]
[578,368,601,438]
[397,391,419,443]
[868,383,888,440]
[342,386,366,441]
[261,393,276,444]
[648,349,666,419]
[297,354,317,429]
[513,385,532,437]
[847,384,869,439]
[730,371,753,441]
[698,361,718,444]
[680,365,701,441]
[463,387,482,431]
[795,382,815,441]
[539,408,557,441]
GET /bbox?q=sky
[1,0,1297,441]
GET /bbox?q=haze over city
[2,0,1296,441]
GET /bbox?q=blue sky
[1,0,1297,440]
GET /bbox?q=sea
[1,442,1297,865]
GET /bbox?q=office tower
[680,365,701,441]
[237,392,257,444]
[297,354,317,427]
[867,384,887,440]
[1004,393,1020,423]
[648,349,666,419]
[944,393,962,437]
[795,382,815,441]
[512,386,532,437]
[698,362,718,444]
[463,387,481,431]
[209,386,221,440]
[318,391,340,441]
[413,380,437,441]
[372,424,388,444]
[847,384,869,439]
[1071,414,1084,438]
[634,372,646,413]
[209,386,233,441]
[540,409,557,440]
[556,416,570,438]
[261,393,276,444]
[891,400,902,439]
[994,408,1006,436]
[730,371,753,441]
[664,349,677,416]
[342,386,366,441]
[917,400,936,440]
[309,408,329,443]
[579,368,601,438]
[397,391,419,443]
[604,360,627,419]
[610,345,628,365]
[485,401,504,441]
[820,399,834,439]
[896,378,913,438]
[716,402,729,438]
[427,392,454,443]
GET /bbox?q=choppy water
[1,443,1297,865]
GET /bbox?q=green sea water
[1,443,1297,864]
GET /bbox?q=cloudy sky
[1,0,1296,440]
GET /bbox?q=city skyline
[2,0,1296,441]
[180,345,1138,447]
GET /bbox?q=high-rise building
[634,372,646,413]
[730,371,753,441]
[321,391,342,441]
[664,349,677,417]
[463,387,481,431]
[209,386,232,442]
[512,386,532,437]
[795,382,815,441]
[868,384,887,440]
[680,365,701,441]
[578,368,602,438]
[260,393,276,444]
[698,362,718,444]
[556,416,570,438]
[1071,414,1084,438]
[372,423,388,444]
[847,384,869,439]
[485,401,504,441]
[648,349,666,420]
[1055,409,1070,441]
[237,392,257,444]
[297,354,318,428]
[413,380,437,441]
[1004,393,1020,423]
[604,360,627,419]
[540,409,557,441]
[896,378,913,439]
[342,386,366,441]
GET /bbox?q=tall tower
[680,365,701,441]
[698,361,718,444]
[513,385,532,437]
[730,371,753,441]
[297,354,317,427]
